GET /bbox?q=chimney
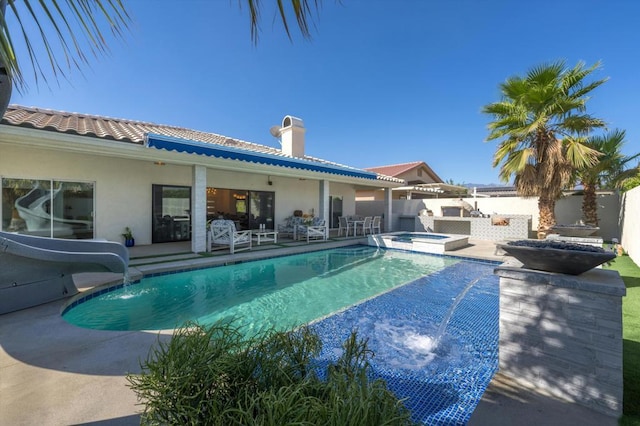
[280,115,305,158]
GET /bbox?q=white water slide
[14,185,93,236]
[0,231,129,314]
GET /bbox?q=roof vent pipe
[280,115,305,158]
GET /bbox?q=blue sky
[11,0,640,185]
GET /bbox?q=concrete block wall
[356,192,621,240]
[495,263,626,418]
[415,215,531,241]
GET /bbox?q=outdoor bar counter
[410,214,532,241]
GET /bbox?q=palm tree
[482,60,607,238]
[579,129,640,226]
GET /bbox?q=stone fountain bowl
[497,240,616,275]
[550,224,599,237]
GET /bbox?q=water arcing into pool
[122,269,132,286]
[432,275,485,348]
[367,274,485,370]
[311,261,499,425]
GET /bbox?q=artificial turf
[604,255,640,425]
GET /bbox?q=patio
[0,237,617,425]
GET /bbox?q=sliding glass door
[206,188,274,230]
[152,185,191,243]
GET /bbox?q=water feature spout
[433,275,485,347]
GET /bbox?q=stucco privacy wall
[620,185,640,265]
[357,193,621,240]
[1,144,355,245]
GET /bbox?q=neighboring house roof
[365,161,443,183]
[1,105,403,184]
[365,161,424,177]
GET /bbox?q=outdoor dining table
[347,218,365,236]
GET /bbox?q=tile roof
[1,105,403,183]
[365,161,425,177]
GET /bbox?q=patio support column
[191,165,207,253]
[384,188,392,232]
[319,180,330,238]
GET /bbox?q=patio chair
[277,216,304,238]
[297,217,327,243]
[356,216,373,236]
[371,216,382,234]
[337,216,352,237]
[208,219,252,254]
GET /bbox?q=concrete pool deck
[0,238,618,425]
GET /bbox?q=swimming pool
[62,245,500,424]
[62,246,458,331]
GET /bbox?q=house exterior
[0,106,403,253]
[356,161,465,200]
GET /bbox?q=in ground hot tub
[368,232,469,254]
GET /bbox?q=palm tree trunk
[537,195,556,239]
[582,183,598,226]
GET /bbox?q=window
[2,178,95,239]
[152,185,191,243]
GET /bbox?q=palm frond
[513,164,539,196]
[564,137,601,169]
[560,114,607,135]
[527,60,564,86]
[0,0,132,91]
[612,166,640,189]
[245,0,321,44]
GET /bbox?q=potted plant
[122,227,135,247]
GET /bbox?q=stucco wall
[1,145,191,244]
[357,193,621,241]
[620,186,640,264]
[1,145,355,245]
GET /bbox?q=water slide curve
[0,231,129,314]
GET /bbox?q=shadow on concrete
[75,414,141,425]
[0,299,169,376]
[468,373,618,426]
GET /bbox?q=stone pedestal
[495,260,626,417]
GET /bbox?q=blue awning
[145,134,378,180]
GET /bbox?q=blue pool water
[62,246,458,331]
[62,245,500,424]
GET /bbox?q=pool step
[129,253,202,266]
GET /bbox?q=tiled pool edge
[311,261,500,424]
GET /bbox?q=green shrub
[127,321,416,425]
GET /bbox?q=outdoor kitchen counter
[415,214,532,241]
